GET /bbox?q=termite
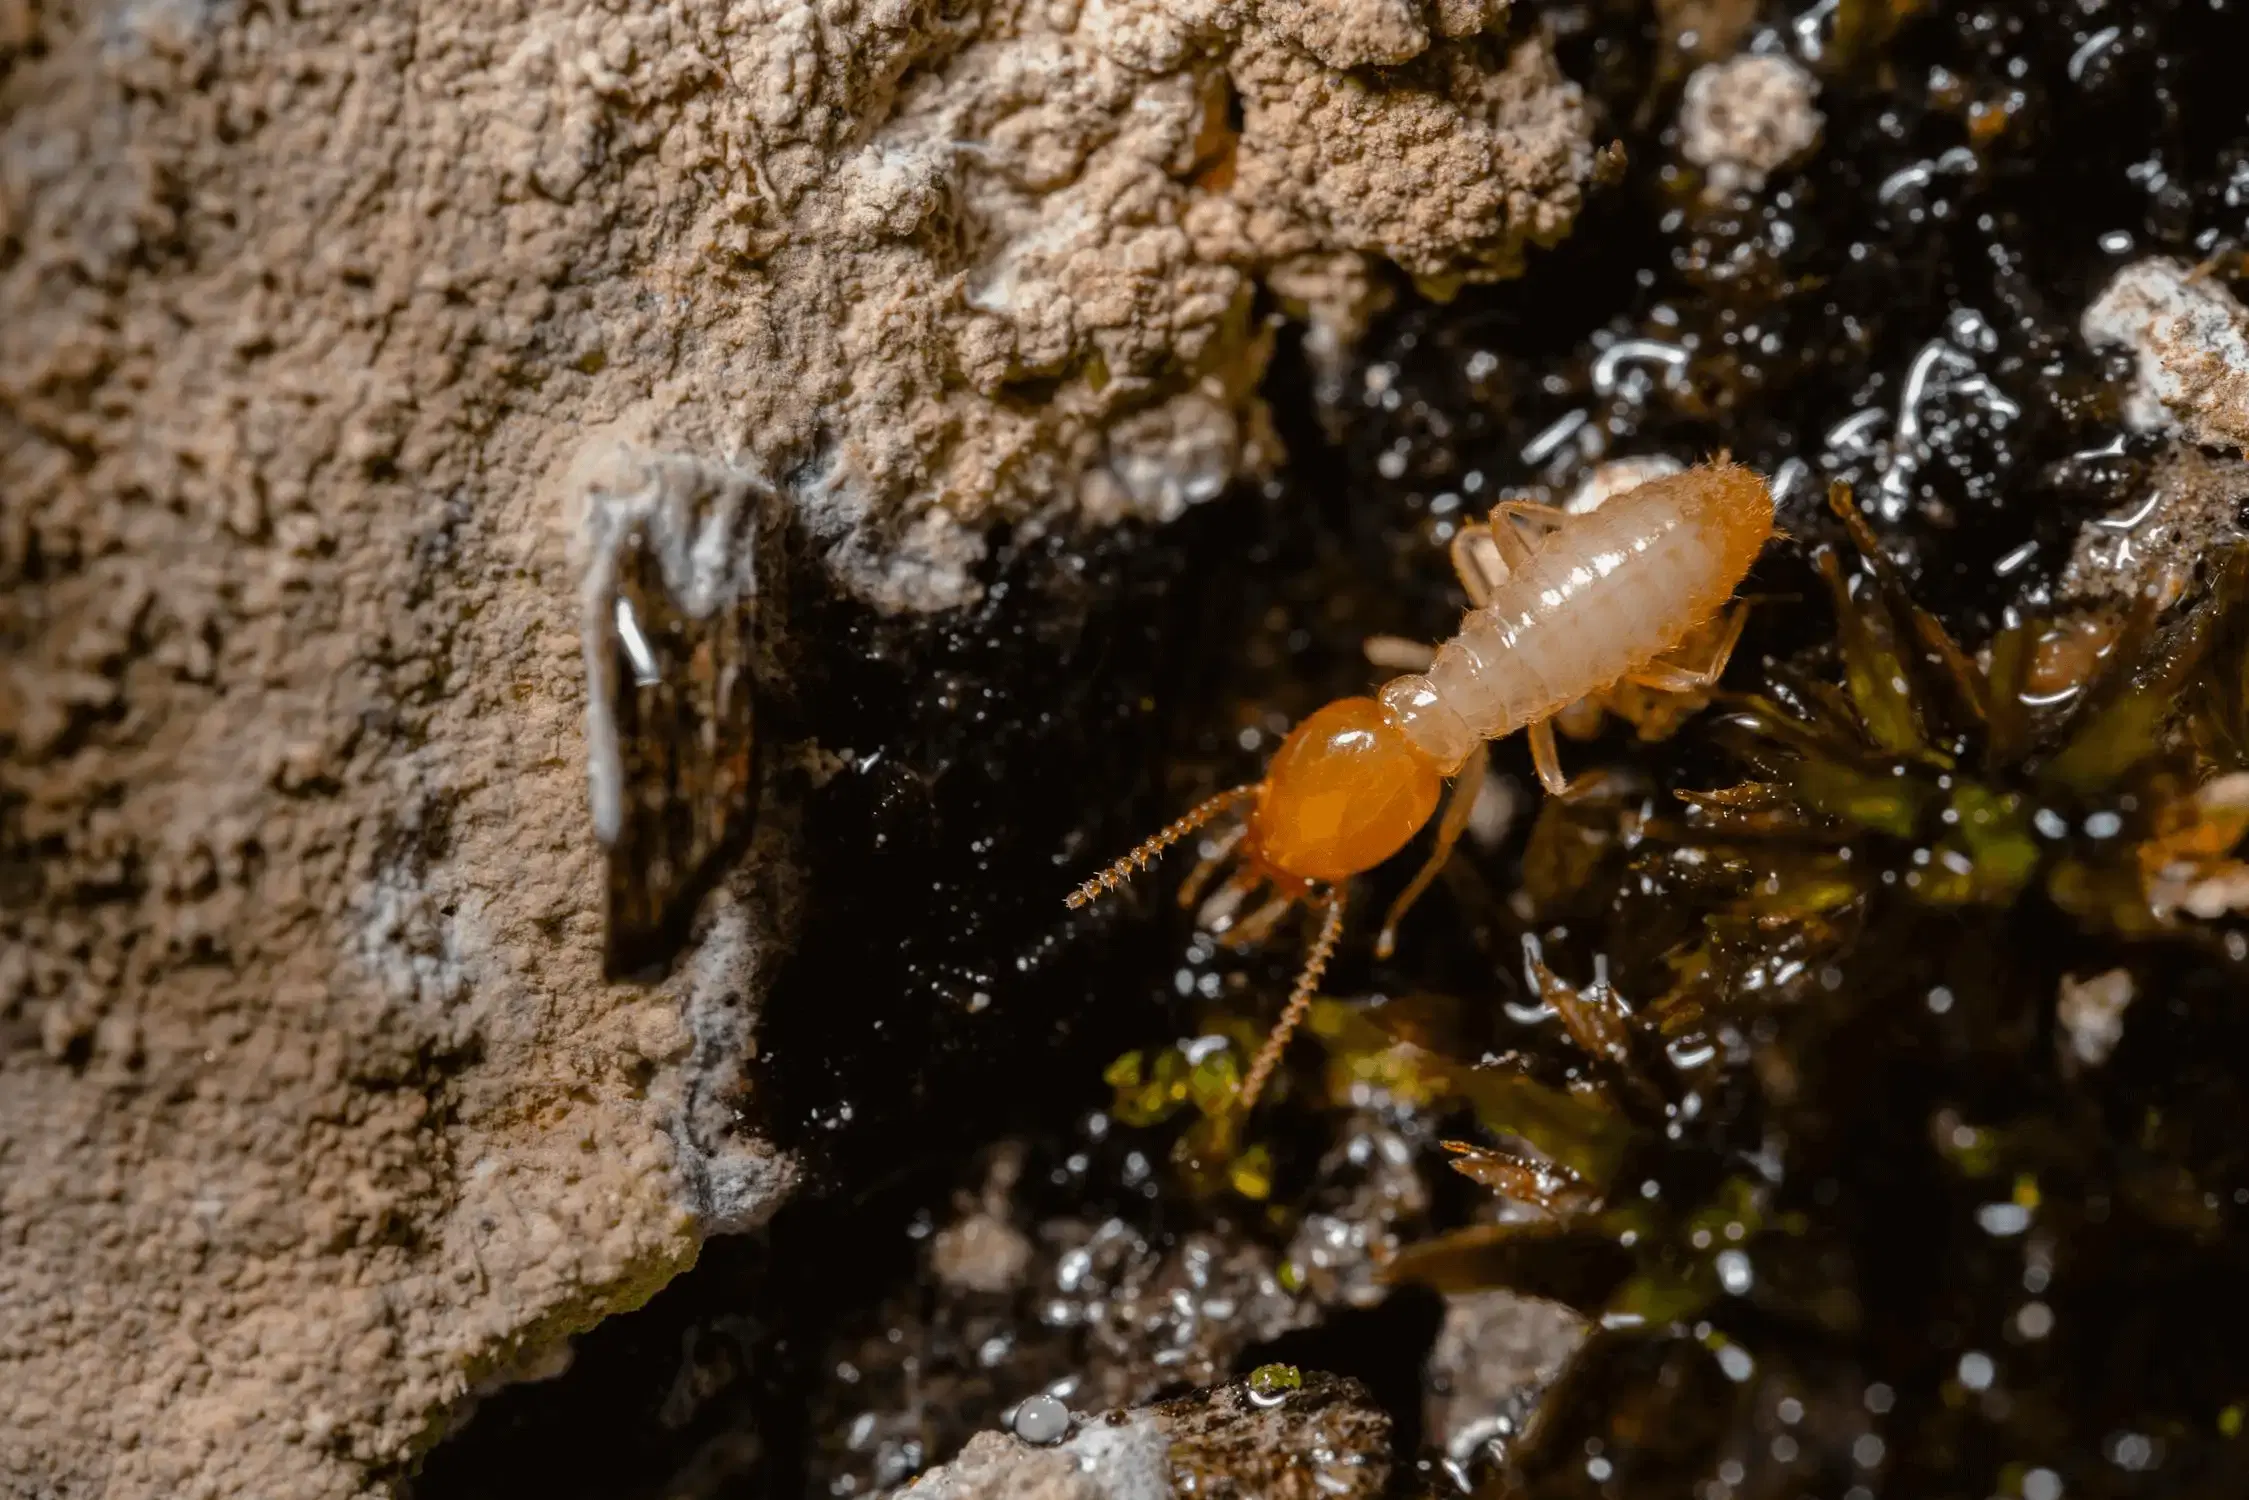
[1067,460,1776,1118]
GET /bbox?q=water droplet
[1246,1363,1303,1406]
[1977,1201,2031,1236]
[1012,1393,1071,1445]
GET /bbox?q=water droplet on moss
[1246,1363,1302,1405]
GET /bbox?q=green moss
[1369,496,2249,1495]
[1246,1363,1304,1399]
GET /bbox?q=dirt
[0,0,1591,1495]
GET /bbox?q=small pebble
[1013,1393,1071,1445]
[1678,53,1824,196]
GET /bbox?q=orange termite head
[1241,696,1445,886]
[1063,695,1445,915]
[1064,695,1443,1119]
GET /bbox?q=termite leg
[1449,526,1509,605]
[1375,740,1491,959]
[1176,821,1247,908]
[1623,661,1710,694]
[1236,886,1347,1114]
[1527,718,1572,797]
[1491,498,1572,526]
[1196,863,1266,933]
[1453,499,1567,603]
[1641,601,1749,689]
[1488,500,1570,565]
[1226,890,1300,949]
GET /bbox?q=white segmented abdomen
[1425,497,1725,741]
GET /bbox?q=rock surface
[1422,1289,1588,1473]
[0,0,1589,1495]
[2057,446,2249,609]
[892,1372,1391,1500]
[2082,257,2249,456]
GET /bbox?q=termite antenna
[1236,886,1347,1114]
[1065,784,1258,910]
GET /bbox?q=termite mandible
[1067,460,1776,1118]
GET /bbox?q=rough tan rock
[1202,20,1590,306]
[0,0,1589,1495]
[893,1415,1173,1500]
[2082,258,2249,456]
[1255,0,1510,70]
